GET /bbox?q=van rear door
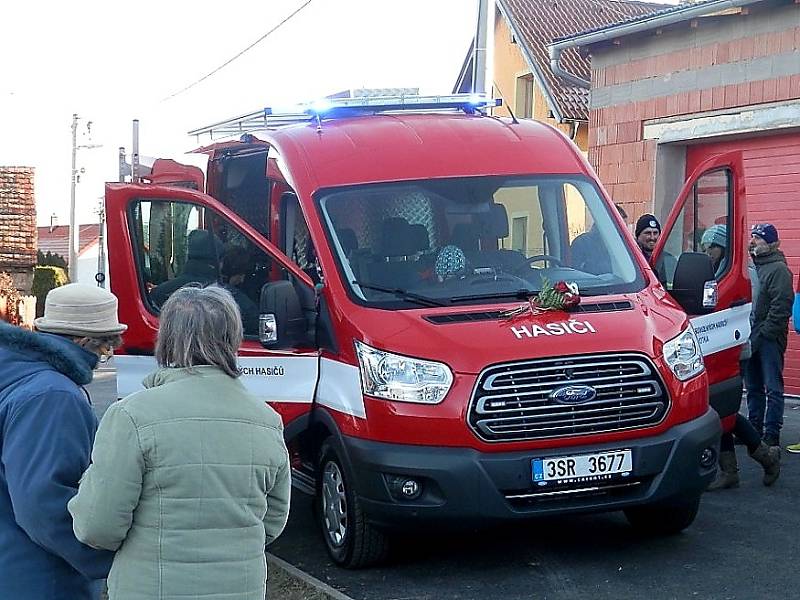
[105,182,319,431]
[651,151,749,422]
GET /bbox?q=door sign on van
[689,303,751,356]
[510,319,597,339]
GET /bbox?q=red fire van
[106,95,751,567]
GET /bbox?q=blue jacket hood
[0,322,98,387]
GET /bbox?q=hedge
[31,266,69,317]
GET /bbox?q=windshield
[318,175,644,308]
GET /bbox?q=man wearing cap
[0,283,126,599]
[746,223,794,448]
[635,213,675,284]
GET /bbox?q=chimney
[50,213,58,233]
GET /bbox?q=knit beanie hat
[635,214,661,237]
[34,283,127,337]
[751,223,779,244]
[701,224,727,248]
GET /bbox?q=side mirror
[671,252,716,315]
[259,281,305,348]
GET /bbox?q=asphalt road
[86,368,800,600]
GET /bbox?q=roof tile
[500,0,663,121]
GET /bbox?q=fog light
[401,479,420,498]
[385,474,423,500]
[699,447,717,468]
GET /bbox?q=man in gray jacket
[746,223,794,447]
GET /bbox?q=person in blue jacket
[786,274,800,453]
[0,283,126,599]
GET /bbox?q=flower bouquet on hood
[502,278,580,319]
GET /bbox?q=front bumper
[343,408,721,529]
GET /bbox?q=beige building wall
[491,10,588,152]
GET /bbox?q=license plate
[532,449,633,484]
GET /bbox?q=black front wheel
[624,495,702,535]
[316,440,389,568]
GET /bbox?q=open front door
[104,182,319,431]
[652,151,749,421]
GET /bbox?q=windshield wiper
[352,281,449,307]
[448,289,538,303]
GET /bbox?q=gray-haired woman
[68,285,291,600]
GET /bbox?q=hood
[352,292,686,374]
[0,322,98,387]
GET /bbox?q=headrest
[337,228,359,255]
[380,217,417,256]
[187,229,222,261]
[485,204,509,238]
[409,224,430,253]
[451,222,481,251]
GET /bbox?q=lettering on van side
[237,365,286,377]
[510,320,597,339]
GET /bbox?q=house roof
[496,0,664,121]
[552,0,765,46]
[37,224,100,261]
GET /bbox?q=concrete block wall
[586,3,800,220]
[0,167,37,293]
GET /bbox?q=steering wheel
[523,254,563,268]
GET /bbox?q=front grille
[468,353,669,442]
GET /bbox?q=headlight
[663,326,704,381]
[355,341,453,404]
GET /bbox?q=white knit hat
[34,283,127,337]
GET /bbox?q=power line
[162,0,313,101]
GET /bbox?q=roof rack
[188,93,501,142]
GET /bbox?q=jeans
[745,338,785,439]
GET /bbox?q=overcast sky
[0,0,675,227]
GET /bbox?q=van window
[129,199,272,337]
[282,192,321,283]
[660,168,732,287]
[317,175,643,308]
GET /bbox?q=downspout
[548,0,763,89]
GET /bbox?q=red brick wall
[0,167,37,292]
[589,24,800,221]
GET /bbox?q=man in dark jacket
[0,283,126,599]
[634,214,676,285]
[745,223,794,447]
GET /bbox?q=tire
[316,440,389,568]
[624,495,701,536]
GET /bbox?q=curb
[267,553,356,600]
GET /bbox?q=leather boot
[749,442,781,486]
[707,451,739,491]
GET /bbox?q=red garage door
[686,131,800,396]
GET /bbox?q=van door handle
[730,298,748,307]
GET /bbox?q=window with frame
[515,74,535,119]
[659,168,732,288]
[129,199,274,337]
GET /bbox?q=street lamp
[69,113,102,282]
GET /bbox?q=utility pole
[472,0,489,94]
[69,113,79,282]
[68,114,102,282]
[95,199,107,288]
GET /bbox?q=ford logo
[549,384,597,405]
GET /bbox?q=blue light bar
[189,94,503,141]
[266,94,501,119]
